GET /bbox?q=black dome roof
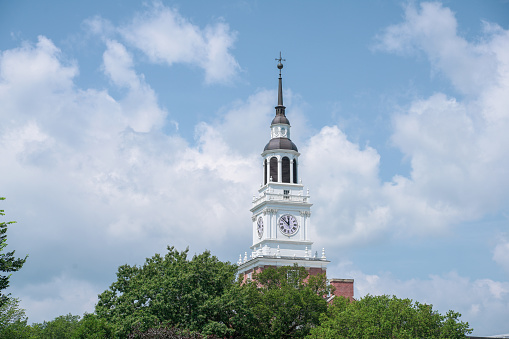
[264,138,298,152]
[271,114,290,125]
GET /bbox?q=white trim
[238,256,329,275]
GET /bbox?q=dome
[264,138,298,152]
[271,114,290,125]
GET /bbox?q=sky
[1,0,509,335]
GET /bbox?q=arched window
[282,157,290,183]
[264,159,267,185]
[293,159,298,184]
[270,157,278,182]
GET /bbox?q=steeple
[265,52,297,152]
[236,56,353,303]
[274,52,287,121]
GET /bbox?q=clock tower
[237,54,329,278]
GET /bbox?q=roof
[264,137,298,152]
[271,113,290,125]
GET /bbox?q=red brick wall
[330,278,354,300]
[240,266,355,302]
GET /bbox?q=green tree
[30,313,81,338]
[95,246,240,337]
[128,325,219,339]
[73,313,117,339]
[244,265,330,339]
[307,294,473,339]
[0,197,27,307]
[0,296,31,339]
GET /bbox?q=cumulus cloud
[301,126,388,246]
[0,34,252,323]
[307,6,509,332]
[494,238,509,275]
[382,3,509,228]
[119,2,239,84]
[308,2,509,247]
[102,39,166,132]
[374,2,498,96]
[331,260,509,335]
[14,274,99,323]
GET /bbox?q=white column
[301,214,305,241]
[272,211,277,239]
[266,157,271,183]
[290,158,294,184]
[262,160,264,185]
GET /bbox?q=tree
[128,325,219,339]
[30,313,81,338]
[307,294,473,339]
[243,265,330,339]
[73,313,117,339]
[95,246,241,337]
[0,197,27,307]
[0,296,31,338]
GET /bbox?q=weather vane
[275,51,285,75]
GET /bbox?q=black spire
[276,52,285,107]
[273,52,289,124]
[265,52,297,152]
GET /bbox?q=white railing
[253,192,309,204]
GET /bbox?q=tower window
[282,157,290,183]
[270,157,278,182]
[284,189,290,199]
[264,159,267,185]
[293,159,298,184]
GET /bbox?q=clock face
[278,214,299,236]
[257,216,264,238]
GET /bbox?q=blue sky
[1,0,509,335]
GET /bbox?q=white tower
[238,54,328,278]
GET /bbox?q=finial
[275,52,285,107]
[275,51,285,75]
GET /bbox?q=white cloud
[331,261,509,336]
[0,35,252,323]
[0,36,76,92]
[301,126,388,246]
[102,39,167,132]
[118,2,239,84]
[308,5,509,332]
[287,2,509,259]
[15,274,100,323]
[494,238,509,275]
[375,2,498,96]
[381,4,509,228]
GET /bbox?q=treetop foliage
[0,197,27,307]
[307,294,473,339]
[95,246,240,337]
[0,244,474,338]
[244,265,330,339]
[95,248,331,338]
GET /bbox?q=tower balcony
[252,189,310,206]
